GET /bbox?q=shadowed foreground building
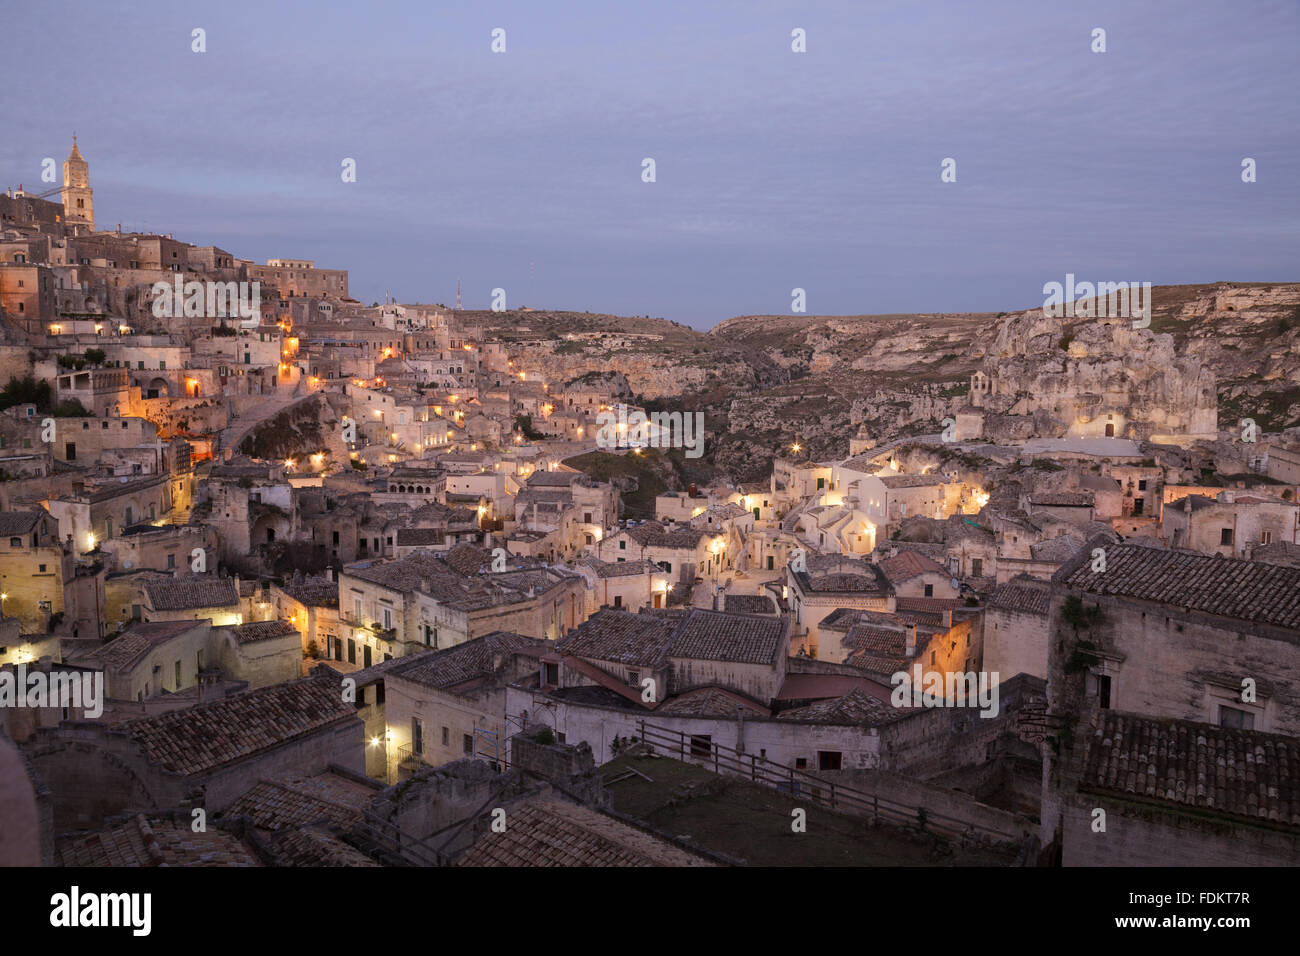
[1043,540,1300,864]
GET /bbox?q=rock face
[972,311,1217,442]
[518,345,752,399]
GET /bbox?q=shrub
[0,375,53,412]
[53,399,91,417]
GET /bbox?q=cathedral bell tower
[61,135,94,231]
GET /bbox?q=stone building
[1160,490,1299,557]
[23,675,364,830]
[0,509,75,633]
[1048,540,1300,738]
[983,574,1052,685]
[382,632,547,781]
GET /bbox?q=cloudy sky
[6,0,1298,327]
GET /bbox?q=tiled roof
[389,632,546,690]
[580,557,660,578]
[125,676,358,776]
[1055,542,1300,631]
[879,551,948,583]
[655,686,768,717]
[444,543,492,575]
[895,596,963,616]
[801,571,890,595]
[557,609,676,667]
[624,521,705,549]
[1081,711,1300,829]
[0,510,43,536]
[221,774,375,831]
[279,578,339,608]
[988,575,1052,615]
[144,576,239,611]
[723,594,775,615]
[232,619,299,644]
[1030,536,1087,562]
[668,609,785,665]
[559,607,785,668]
[777,688,900,725]
[72,621,204,672]
[271,827,381,867]
[396,527,447,546]
[454,797,713,867]
[56,814,260,867]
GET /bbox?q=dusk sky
[6,0,1298,327]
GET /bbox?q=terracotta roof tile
[1057,542,1300,631]
[125,676,358,776]
[1082,711,1300,829]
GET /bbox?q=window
[1261,531,1273,545]
[795,757,808,769]
[441,726,449,746]
[463,734,474,755]
[412,718,424,755]
[689,734,712,758]
[619,540,626,550]
[1137,479,1147,491]
[1088,673,1112,709]
[8,537,19,548]
[613,595,622,608]
[818,751,843,771]
[174,660,182,689]
[924,584,933,597]
[382,608,392,629]
[1133,498,1144,516]
[1219,705,1255,730]
[1220,528,1234,546]
[347,638,356,664]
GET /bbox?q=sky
[5,0,1298,328]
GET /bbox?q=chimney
[905,623,917,657]
[1184,496,1192,513]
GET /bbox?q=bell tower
[61,135,94,231]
